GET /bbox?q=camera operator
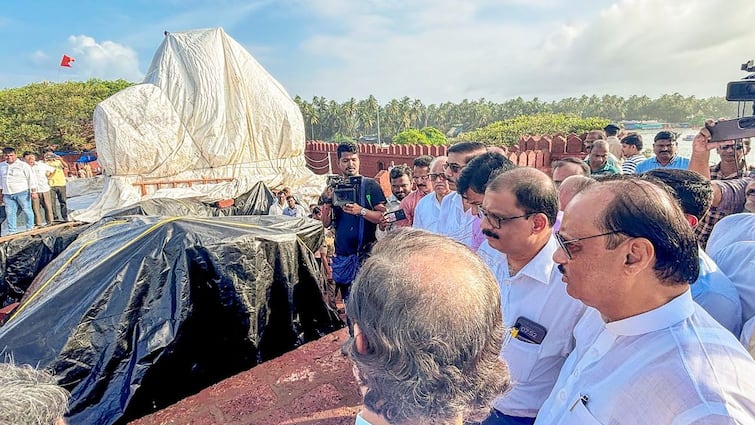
[320,141,387,344]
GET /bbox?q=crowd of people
[308,120,755,425]
[0,148,72,235]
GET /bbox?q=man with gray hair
[0,362,70,424]
[346,228,512,425]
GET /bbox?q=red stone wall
[304,135,588,179]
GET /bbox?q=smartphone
[383,209,407,223]
[708,116,755,142]
[513,316,547,344]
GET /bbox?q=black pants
[50,185,68,221]
[335,282,353,336]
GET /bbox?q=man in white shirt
[346,228,511,425]
[437,141,487,246]
[603,123,623,161]
[0,147,38,235]
[475,168,586,425]
[413,156,449,233]
[537,178,755,425]
[23,152,55,226]
[268,187,290,215]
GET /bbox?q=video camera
[708,60,755,142]
[325,175,362,207]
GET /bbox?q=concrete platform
[129,328,361,425]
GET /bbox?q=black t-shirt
[333,177,387,256]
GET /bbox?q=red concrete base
[129,328,361,425]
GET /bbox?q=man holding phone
[475,168,586,425]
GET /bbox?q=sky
[1,0,754,105]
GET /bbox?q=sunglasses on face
[720,145,744,151]
[554,231,622,260]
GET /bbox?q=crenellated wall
[304,134,589,178]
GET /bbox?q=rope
[304,154,331,163]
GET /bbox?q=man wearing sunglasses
[537,178,755,424]
[413,156,450,233]
[437,141,487,245]
[694,138,753,248]
[475,168,586,425]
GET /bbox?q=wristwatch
[359,208,367,216]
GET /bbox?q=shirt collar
[605,289,694,337]
[514,235,559,284]
[355,412,373,425]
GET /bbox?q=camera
[325,175,362,207]
[711,60,755,141]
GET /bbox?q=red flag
[60,54,75,68]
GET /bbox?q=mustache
[482,229,499,239]
[557,264,566,274]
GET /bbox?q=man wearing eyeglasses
[634,130,690,173]
[537,178,755,424]
[474,168,586,425]
[694,138,754,248]
[398,155,433,226]
[437,141,487,245]
[413,156,450,233]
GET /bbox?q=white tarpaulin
[72,27,323,222]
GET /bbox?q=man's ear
[624,237,654,276]
[531,213,549,233]
[684,213,698,228]
[354,323,369,354]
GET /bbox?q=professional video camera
[325,174,362,207]
[711,60,755,141]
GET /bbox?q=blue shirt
[691,249,742,336]
[634,155,690,174]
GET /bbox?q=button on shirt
[634,155,690,173]
[534,291,755,425]
[412,192,443,233]
[479,237,587,418]
[0,160,37,195]
[437,192,476,246]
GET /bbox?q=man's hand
[342,202,364,216]
[693,119,736,154]
[31,192,38,200]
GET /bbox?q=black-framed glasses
[555,231,622,260]
[442,162,465,173]
[429,173,447,181]
[746,189,755,196]
[478,206,534,229]
[719,144,744,151]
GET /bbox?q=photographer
[320,142,387,343]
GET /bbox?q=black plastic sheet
[0,214,341,425]
[0,224,89,307]
[104,181,275,218]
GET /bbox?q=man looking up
[437,141,487,245]
[551,158,590,188]
[634,130,690,173]
[347,228,512,425]
[320,142,386,340]
[695,138,753,248]
[0,147,38,234]
[413,156,450,233]
[476,168,586,425]
[620,133,646,174]
[399,155,433,226]
[537,178,755,424]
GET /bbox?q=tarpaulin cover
[0,224,89,307]
[73,27,325,223]
[104,180,275,218]
[0,215,340,425]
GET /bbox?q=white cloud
[289,0,755,103]
[67,35,144,82]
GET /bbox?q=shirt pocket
[568,396,603,425]
[503,337,541,385]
